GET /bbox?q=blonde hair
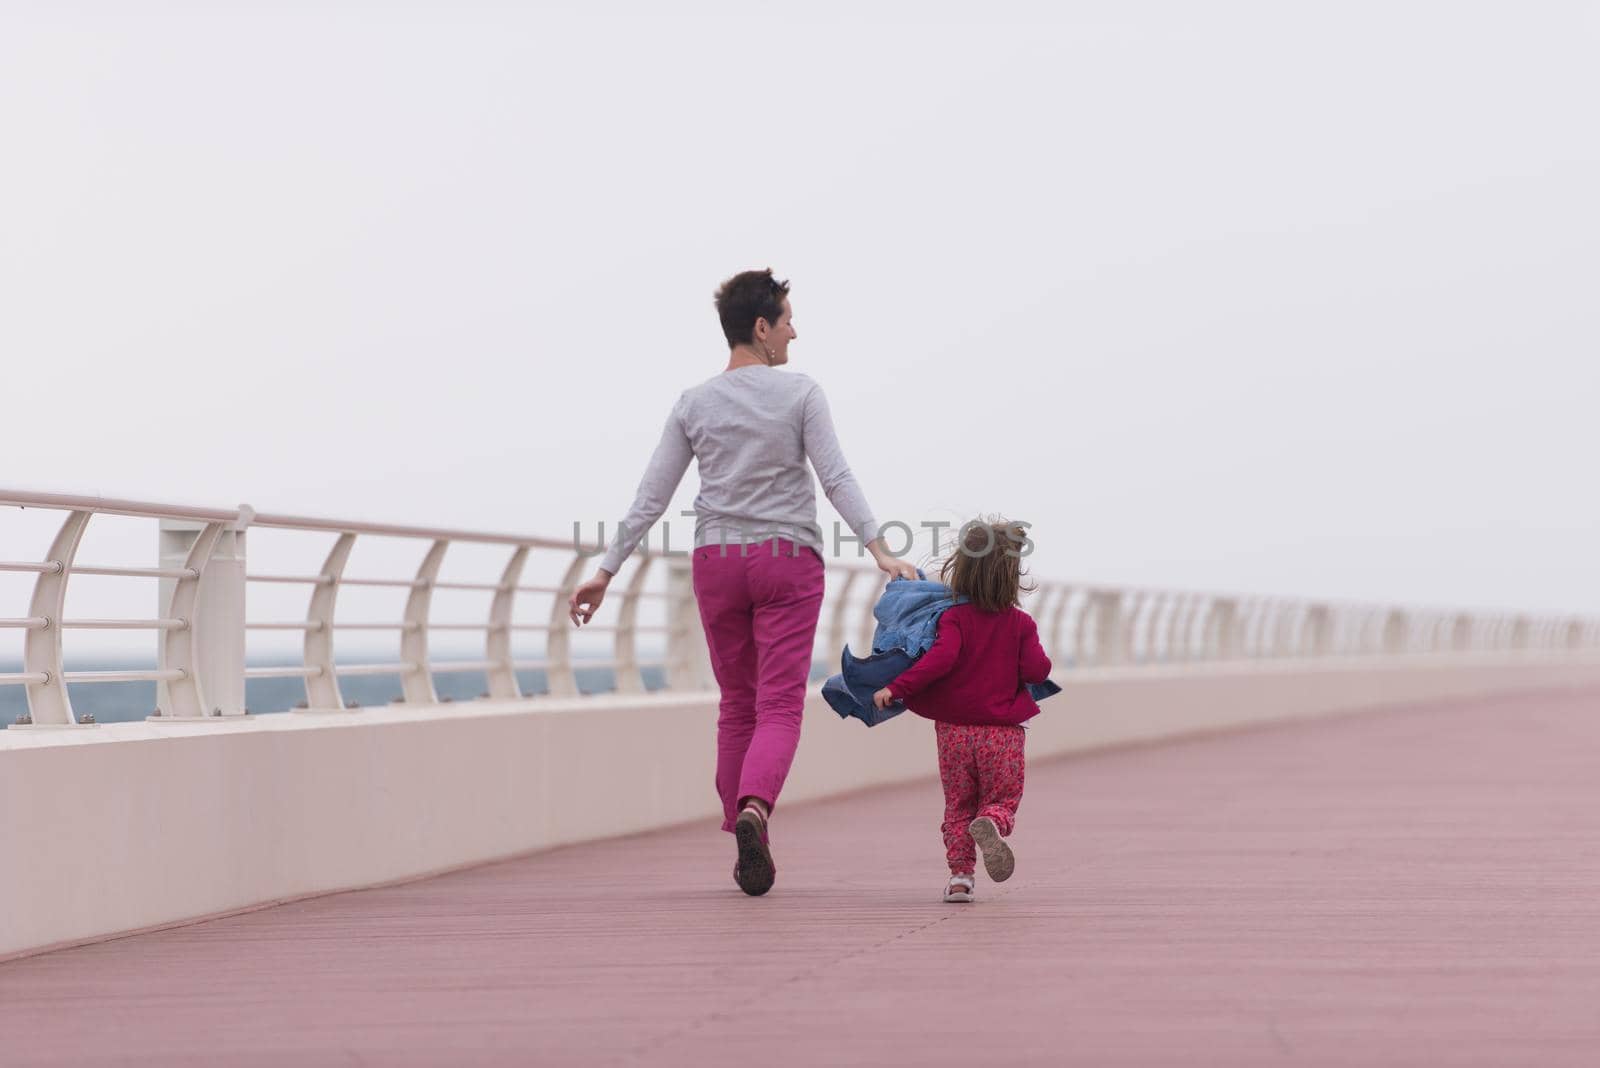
[937,515,1036,613]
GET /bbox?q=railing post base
[146,712,256,725]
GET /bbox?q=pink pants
[691,538,826,832]
[936,721,1026,874]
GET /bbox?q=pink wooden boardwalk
[4,686,1599,1066]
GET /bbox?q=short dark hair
[714,269,790,347]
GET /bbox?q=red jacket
[886,604,1053,726]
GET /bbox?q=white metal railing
[1020,586,1600,667]
[3,487,1598,728]
[0,489,691,726]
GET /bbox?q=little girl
[873,518,1053,903]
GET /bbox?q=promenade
[4,685,1598,1066]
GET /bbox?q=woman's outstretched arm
[570,399,692,625]
[597,398,694,577]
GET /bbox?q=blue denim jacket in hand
[822,570,1062,727]
[869,575,967,657]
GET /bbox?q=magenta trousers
[690,538,825,832]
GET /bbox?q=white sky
[3,0,1597,634]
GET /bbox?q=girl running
[873,518,1053,902]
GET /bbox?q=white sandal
[942,874,975,903]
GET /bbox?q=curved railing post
[1438,613,1457,652]
[1265,599,1284,656]
[1206,597,1238,660]
[1242,598,1268,658]
[485,546,528,699]
[1565,619,1585,651]
[22,510,91,726]
[1047,584,1071,667]
[1304,605,1331,657]
[1186,596,1206,660]
[1268,600,1290,658]
[1037,584,1062,665]
[613,553,654,694]
[1069,592,1095,667]
[663,554,711,691]
[1120,591,1146,664]
[304,534,354,711]
[157,521,225,720]
[1420,612,1443,652]
[546,553,587,697]
[400,539,448,705]
[1089,589,1125,666]
[1151,593,1177,662]
[855,574,887,663]
[1119,591,1144,663]
[1169,595,1199,662]
[1157,593,1184,663]
[1233,597,1256,657]
[825,569,860,659]
[1349,606,1373,654]
[1381,609,1408,655]
[1270,601,1297,658]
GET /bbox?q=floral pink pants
[936,721,1026,875]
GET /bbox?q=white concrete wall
[4,650,1599,961]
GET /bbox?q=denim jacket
[822,571,1062,726]
[870,576,969,657]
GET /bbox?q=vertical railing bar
[1046,584,1071,668]
[303,533,355,711]
[613,553,654,695]
[546,554,587,697]
[486,546,529,700]
[21,510,92,726]
[826,570,861,659]
[159,521,225,719]
[400,539,448,705]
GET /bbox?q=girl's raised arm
[888,614,965,701]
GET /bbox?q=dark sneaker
[733,807,776,897]
[968,816,1015,883]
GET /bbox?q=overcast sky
[3,1,1597,631]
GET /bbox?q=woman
[567,268,916,896]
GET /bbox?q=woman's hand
[872,687,896,711]
[868,538,919,581]
[568,570,612,626]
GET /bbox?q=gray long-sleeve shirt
[598,365,881,575]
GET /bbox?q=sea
[0,659,836,724]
